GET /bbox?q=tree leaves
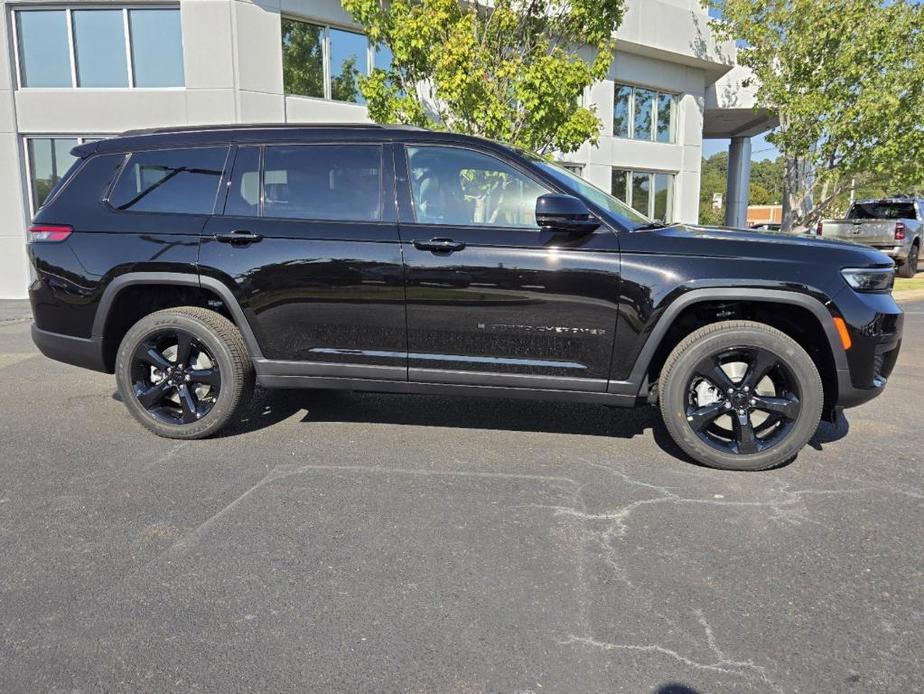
[341,0,628,154]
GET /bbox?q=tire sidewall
[660,326,823,471]
[116,312,241,439]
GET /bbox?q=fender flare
[92,272,264,359]
[608,287,847,395]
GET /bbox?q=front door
[199,142,407,381]
[397,144,621,392]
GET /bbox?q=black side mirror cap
[535,194,601,234]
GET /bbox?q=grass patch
[894,277,924,292]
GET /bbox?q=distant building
[747,205,783,227]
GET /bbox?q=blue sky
[702,132,779,161]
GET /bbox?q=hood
[639,223,894,268]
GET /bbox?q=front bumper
[831,287,903,410]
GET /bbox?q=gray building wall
[0,0,757,299]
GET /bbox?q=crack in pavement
[562,609,783,693]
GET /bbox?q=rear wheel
[897,243,919,278]
[115,307,253,439]
[658,321,822,471]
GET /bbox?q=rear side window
[109,146,228,214]
[847,202,916,220]
[261,145,382,221]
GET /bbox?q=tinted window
[407,146,550,228]
[73,10,129,87]
[631,172,650,216]
[17,11,71,87]
[129,9,184,87]
[224,147,261,217]
[109,147,228,214]
[262,145,382,221]
[848,202,917,220]
[611,169,629,203]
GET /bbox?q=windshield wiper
[632,221,668,230]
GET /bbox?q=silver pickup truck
[819,197,922,277]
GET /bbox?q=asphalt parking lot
[1,299,921,693]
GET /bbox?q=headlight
[841,267,895,292]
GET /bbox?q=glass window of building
[73,10,129,88]
[16,11,72,88]
[14,7,183,89]
[27,138,78,211]
[612,84,678,143]
[129,9,185,88]
[611,167,674,221]
[283,18,389,103]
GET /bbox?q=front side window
[282,18,389,103]
[14,7,184,89]
[407,146,550,228]
[261,145,382,221]
[109,147,228,214]
[612,84,678,144]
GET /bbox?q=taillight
[895,222,906,241]
[815,220,823,236]
[28,224,72,242]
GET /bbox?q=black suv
[28,124,903,470]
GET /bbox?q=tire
[115,307,254,439]
[897,243,919,278]
[658,320,823,471]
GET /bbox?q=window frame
[104,144,232,217]
[281,16,386,103]
[610,167,675,222]
[22,134,105,216]
[401,143,555,230]
[221,142,388,224]
[12,5,184,91]
[611,83,679,144]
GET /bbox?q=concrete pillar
[724,136,751,228]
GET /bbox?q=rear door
[199,142,407,380]
[395,143,621,392]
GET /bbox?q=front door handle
[413,238,466,253]
[214,230,263,244]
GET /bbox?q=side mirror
[535,194,600,234]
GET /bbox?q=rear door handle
[214,230,263,244]
[412,238,466,253]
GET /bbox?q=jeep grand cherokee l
[28,125,903,470]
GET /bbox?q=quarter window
[14,7,184,89]
[260,145,382,221]
[612,84,678,144]
[109,147,228,215]
[282,18,391,103]
[611,168,674,222]
[407,146,551,228]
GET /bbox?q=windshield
[527,157,651,229]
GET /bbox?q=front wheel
[658,321,823,471]
[115,307,254,439]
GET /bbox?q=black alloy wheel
[130,329,221,425]
[116,307,253,439]
[684,346,801,456]
[659,320,823,471]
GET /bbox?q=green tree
[705,0,924,231]
[341,0,628,154]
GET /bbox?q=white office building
[0,0,771,299]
